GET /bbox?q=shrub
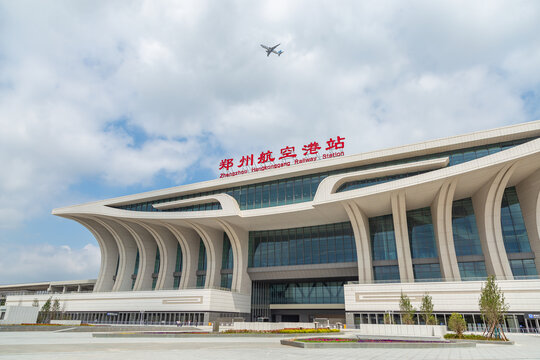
[444,333,506,341]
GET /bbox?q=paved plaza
[0,331,539,360]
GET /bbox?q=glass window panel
[370,214,397,261]
[302,176,311,200]
[285,180,294,204]
[501,187,532,254]
[334,223,344,262]
[294,178,303,202]
[254,185,262,208]
[288,229,297,265]
[413,263,442,282]
[407,207,437,259]
[373,266,400,283]
[240,186,247,209]
[452,198,483,256]
[262,184,270,207]
[260,232,268,267]
[278,181,286,206]
[247,186,255,210]
[304,228,312,264]
[327,224,336,263]
[269,183,278,207]
[296,228,304,265]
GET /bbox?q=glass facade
[369,214,397,261]
[196,239,207,288]
[509,259,538,279]
[222,233,233,270]
[151,247,160,290]
[111,138,535,212]
[500,187,538,279]
[221,233,234,289]
[407,207,437,259]
[248,222,356,268]
[452,198,483,256]
[458,261,487,281]
[196,275,206,288]
[220,274,232,290]
[131,250,139,290]
[413,263,442,282]
[501,187,532,254]
[452,198,487,280]
[337,171,426,192]
[173,243,182,289]
[373,265,400,283]
[269,281,346,304]
[369,214,400,282]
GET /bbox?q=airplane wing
[270,43,280,51]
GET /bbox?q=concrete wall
[0,306,39,325]
[344,279,540,313]
[231,322,315,330]
[355,324,447,338]
[5,289,250,314]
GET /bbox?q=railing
[5,286,239,297]
[347,275,540,285]
[85,320,207,326]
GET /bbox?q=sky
[1,0,540,285]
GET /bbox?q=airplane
[260,43,283,57]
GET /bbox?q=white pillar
[164,223,201,289]
[138,222,178,291]
[217,220,251,294]
[72,217,118,292]
[516,168,540,275]
[94,217,138,292]
[391,192,414,282]
[189,223,223,289]
[472,163,516,279]
[431,179,461,281]
[343,201,373,283]
[117,221,158,291]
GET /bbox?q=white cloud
[0,0,539,233]
[0,244,100,284]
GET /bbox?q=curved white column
[391,192,414,282]
[516,168,540,275]
[114,220,157,291]
[93,217,138,292]
[188,223,223,289]
[216,220,250,294]
[343,201,373,283]
[163,223,201,288]
[431,179,461,280]
[137,222,179,290]
[472,163,516,278]
[70,217,118,292]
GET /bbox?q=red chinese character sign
[219,136,345,178]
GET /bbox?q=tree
[399,292,416,325]
[38,297,52,324]
[448,313,466,338]
[420,293,437,325]
[384,313,393,324]
[479,275,509,340]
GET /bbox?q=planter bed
[281,337,476,348]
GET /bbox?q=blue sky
[1,0,540,284]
